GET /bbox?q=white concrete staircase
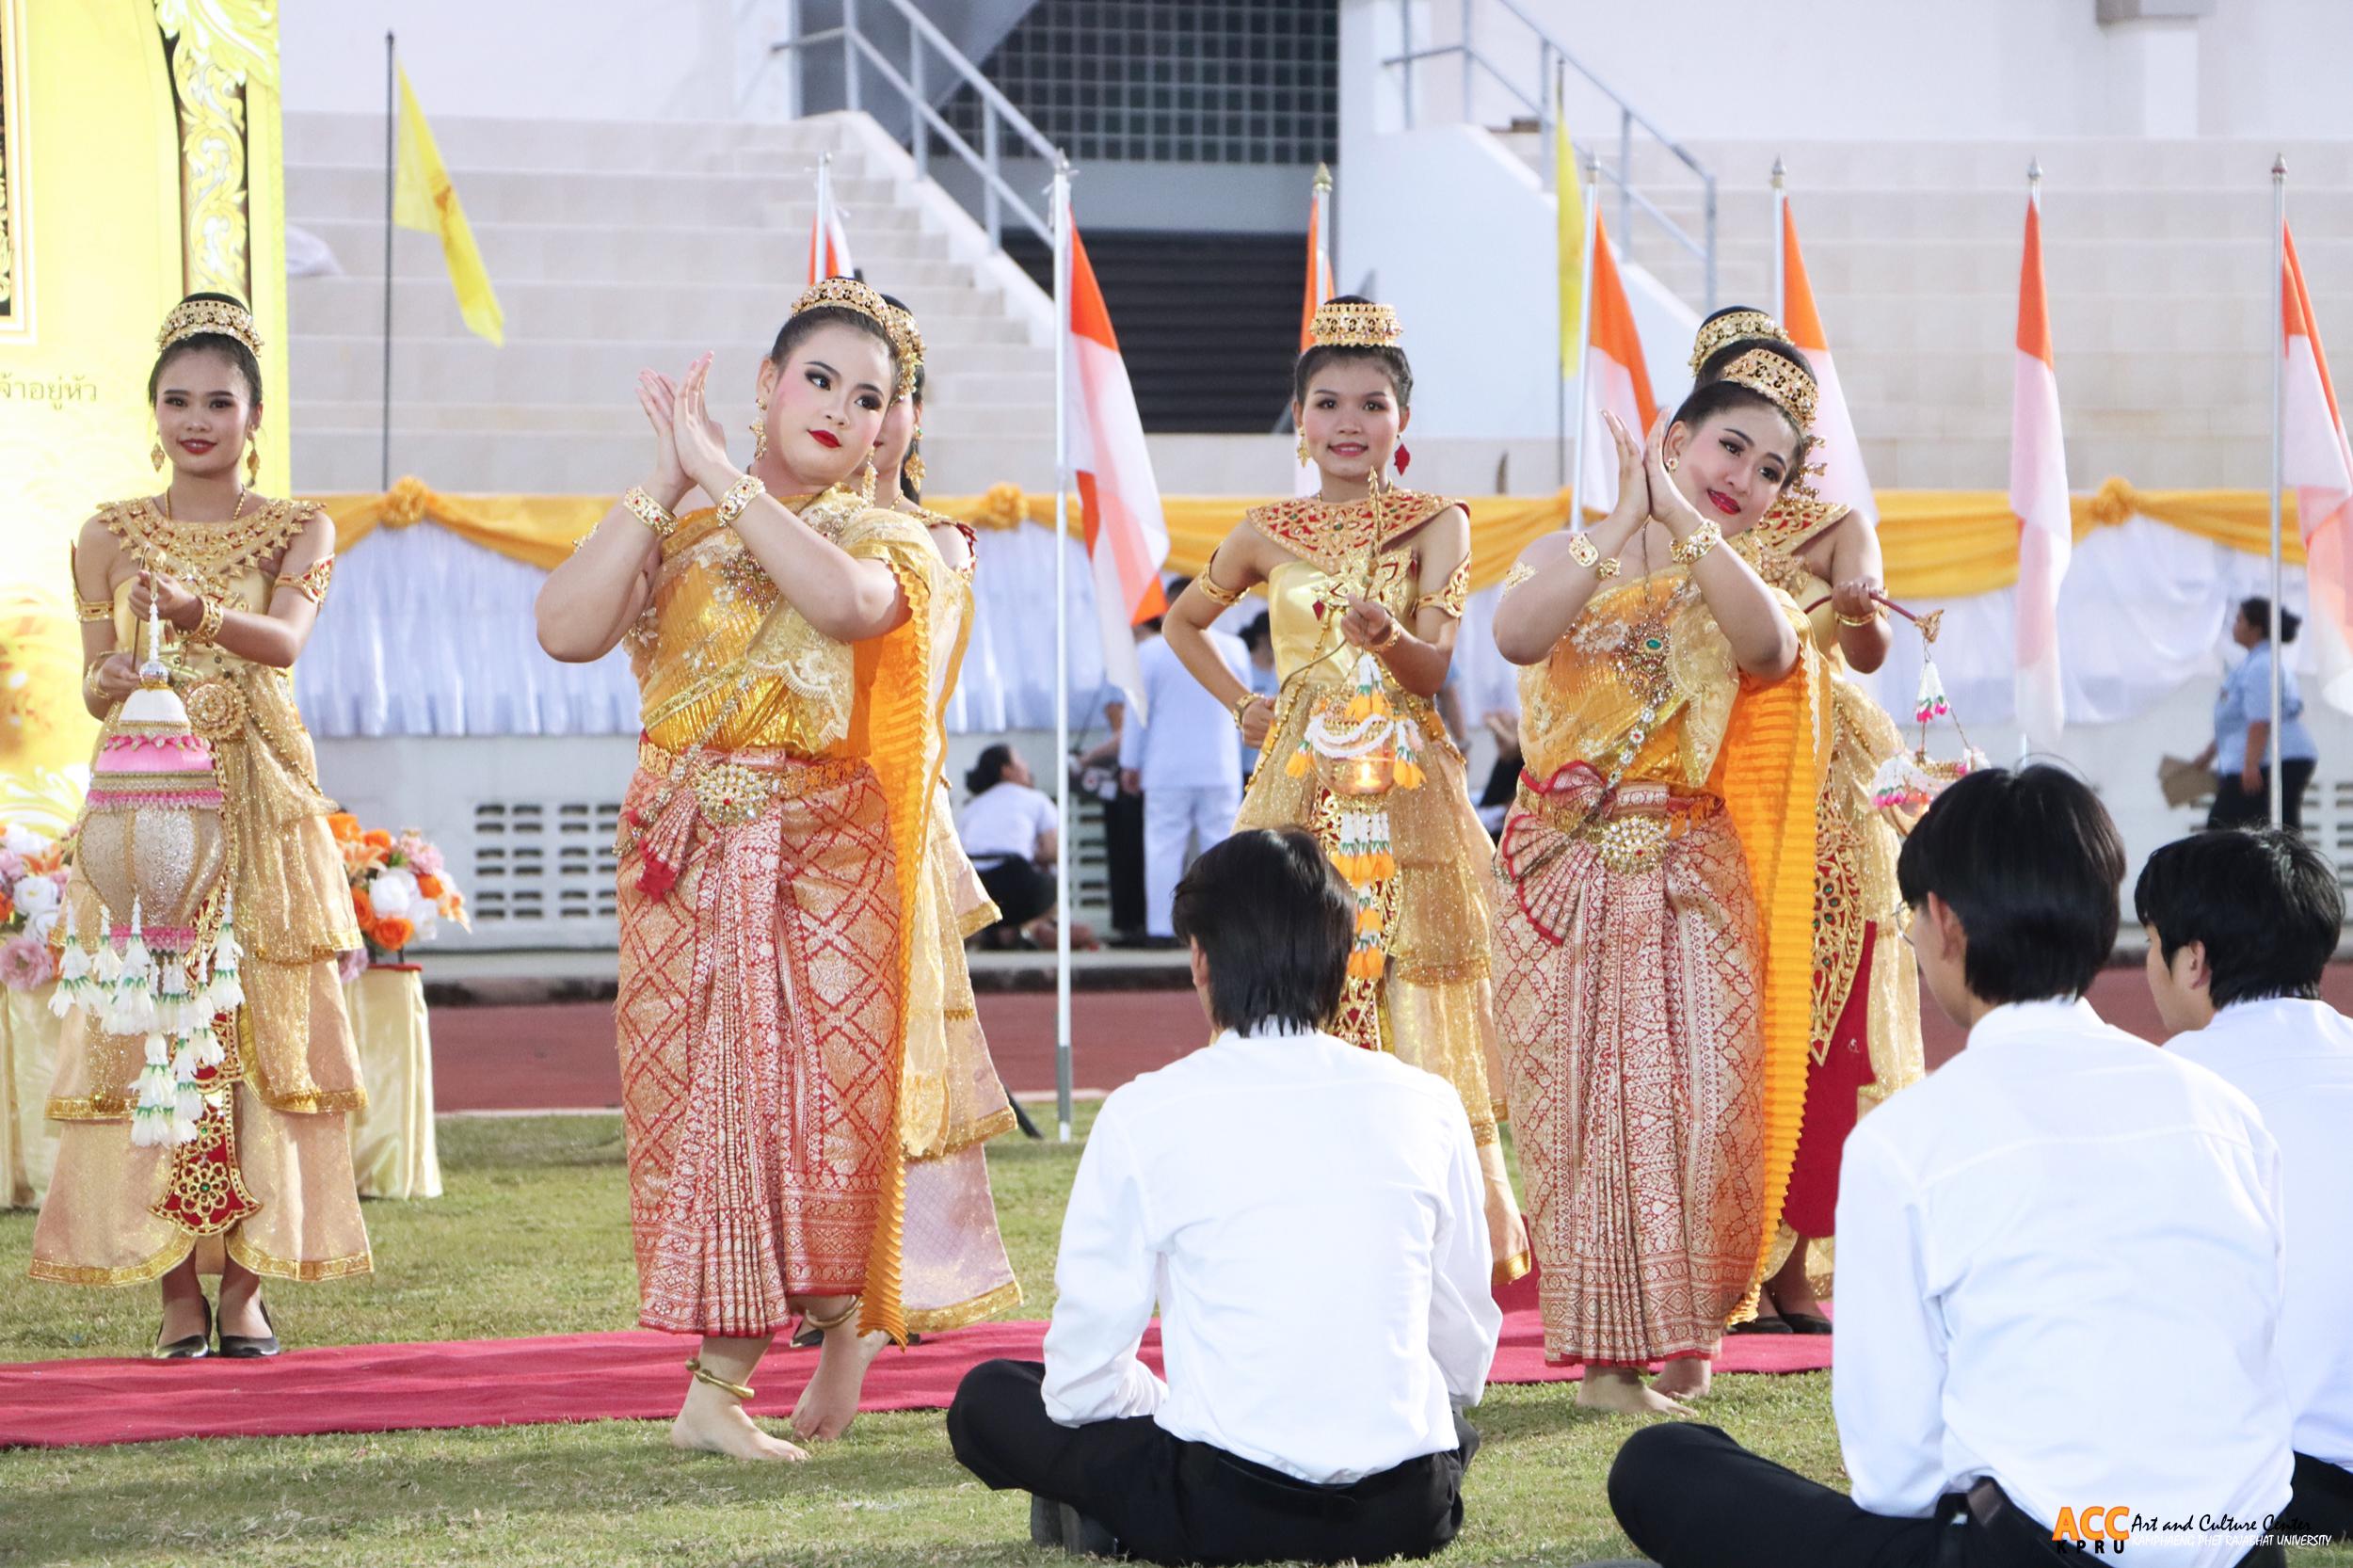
[1512,135,2353,490]
[282,111,1056,498]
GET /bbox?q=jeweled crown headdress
[880,299,926,387]
[1719,345,1817,431]
[1308,299,1402,350]
[791,276,919,385]
[1688,308,1785,374]
[157,297,263,357]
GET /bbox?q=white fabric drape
[298,512,2308,740]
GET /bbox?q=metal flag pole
[381,31,396,491]
[1769,157,1786,324]
[1553,58,1568,491]
[1051,154,1075,1144]
[1567,150,1601,525]
[2270,153,2288,827]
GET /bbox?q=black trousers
[975,856,1054,936]
[1103,791,1147,934]
[2207,759,2316,831]
[947,1358,1475,1567]
[2281,1451,2353,1542]
[1609,1423,2285,1568]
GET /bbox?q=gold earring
[1663,456,1678,473]
[856,457,877,504]
[246,440,261,484]
[1296,434,1308,465]
[904,451,925,491]
[151,440,167,472]
[749,395,769,459]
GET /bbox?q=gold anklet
[685,1356,755,1402]
[798,1296,861,1334]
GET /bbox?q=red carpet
[0,1270,1832,1448]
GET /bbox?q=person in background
[1473,709,1521,840]
[1121,580,1250,946]
[2201,596,2318,831]
[948,828,1499,1566]
[2138,827,2353,1544]
[960,744,1061,951]
[1241,610,1280,703]
[1074,690,1149,945]
[1603,766,2293,1568]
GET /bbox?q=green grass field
[3,1113,2345,1567]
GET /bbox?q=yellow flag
[1556,106,1584,373]
[393,66,504,346]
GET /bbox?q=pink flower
[336,947,370,984]
[0,851,24,885]
[0,933,55,990]
[405,840,445,879]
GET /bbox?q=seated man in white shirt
[1599,766,2293,1568]
[2137,827,2353,1544]
[947,826,1501,1565]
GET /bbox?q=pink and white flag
[1578,210,1657,517]
[806,154,855,283]
[2009,186,2071,749]
[2281,221,2353,712]
[1063,198,1171,718]
[1780,199,1875,524]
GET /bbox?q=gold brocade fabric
[1733,503,1927,1217]
[1232,495,1529,1285]
[614,492,948,1344]
[32,496,370,1286]
[1494,568,1822,1357]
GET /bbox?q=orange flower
[351,888,373,925]
[0,889,13,927]
[373,916,415,952]
[24,846,63,876]
[328,813,361,843]
[361,828,393,852]
[415,872,444,900]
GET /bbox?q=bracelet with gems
[714,474,766,530]
[1566,532,1622,581]
[1230,692,1264,732]
[1669,519,1722,567]
[622,486,677,540]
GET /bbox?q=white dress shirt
[1119,633,1248,788]
[958,781,1058,864]
[1041,1025,1501,1484]
[1833,999,2293,1567]
[2170,996,2353,1468]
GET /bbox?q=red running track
[428,964,2353,1114]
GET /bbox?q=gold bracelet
[1194,572,1243,608]
[622,486,676,540]
[1230,692,1263,731]
[1670,519,1722,567]
[1836,607,1884,629]
[1372,617,1404,651]
[1566,532,1622,581]
[714,474,766,530]
[184,597,225,645]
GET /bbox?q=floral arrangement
[0,821,72,991]
[330,814,469,968]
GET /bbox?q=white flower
[0,824,41,856]
[408,903,440,942]
[10,875,59,918]
[368,870,420,920]
[29,908,58,941]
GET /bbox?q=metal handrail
[771,0,1061,249]
[1383,0,1717,308]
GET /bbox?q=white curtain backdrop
[299,512,2312,741]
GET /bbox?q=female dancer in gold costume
[1689,310,1926,1335]
[868,296,1021,1335]
[33,294,370,1355]
[536,279,950,1461]
[1161,297,1528,1286]
[1490,344,1825,1414]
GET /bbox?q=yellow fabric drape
[312,477,2312,601]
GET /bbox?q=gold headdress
[1308,299,1402,350]
[157,297,263,357]
[1718,345,1817,431]
[1688,308,1786,374]
[790,276,920,385]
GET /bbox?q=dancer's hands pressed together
[668,353,736,497]
[635,368,691,510]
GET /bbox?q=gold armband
[275,556,334,606]
[1194,573,1243,608]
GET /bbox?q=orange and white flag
[2281,220,2353,711]
[1579,210,1657,516]
[2009,184,2071,749]
[1294,165,1336,495]
[1779,199,1874,524]
[1063,199,1171,717]
[806,154,855,283]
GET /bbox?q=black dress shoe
[216,1299,280,1358]
[154,1299,212,1360]
[1781,1310,1834,1335]
[1728,1311,1794,1335]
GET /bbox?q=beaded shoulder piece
[904,506,979,580]
[1743,492,1849,558]
[1242,488,1454,577]
[98,495,315,600]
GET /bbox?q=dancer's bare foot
[1576,1367,1692,1416]
[1651,1357,1712,1400]
[791,1326,888,1442]
[669,1387,808,1463]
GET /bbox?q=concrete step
[284,110,862,175]
[286,219,956,293]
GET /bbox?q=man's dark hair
[1171,828,1353,1035]
[2240,595,2303,645]
[2134,828,2342,1008]
[1896,764,2126,1004]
